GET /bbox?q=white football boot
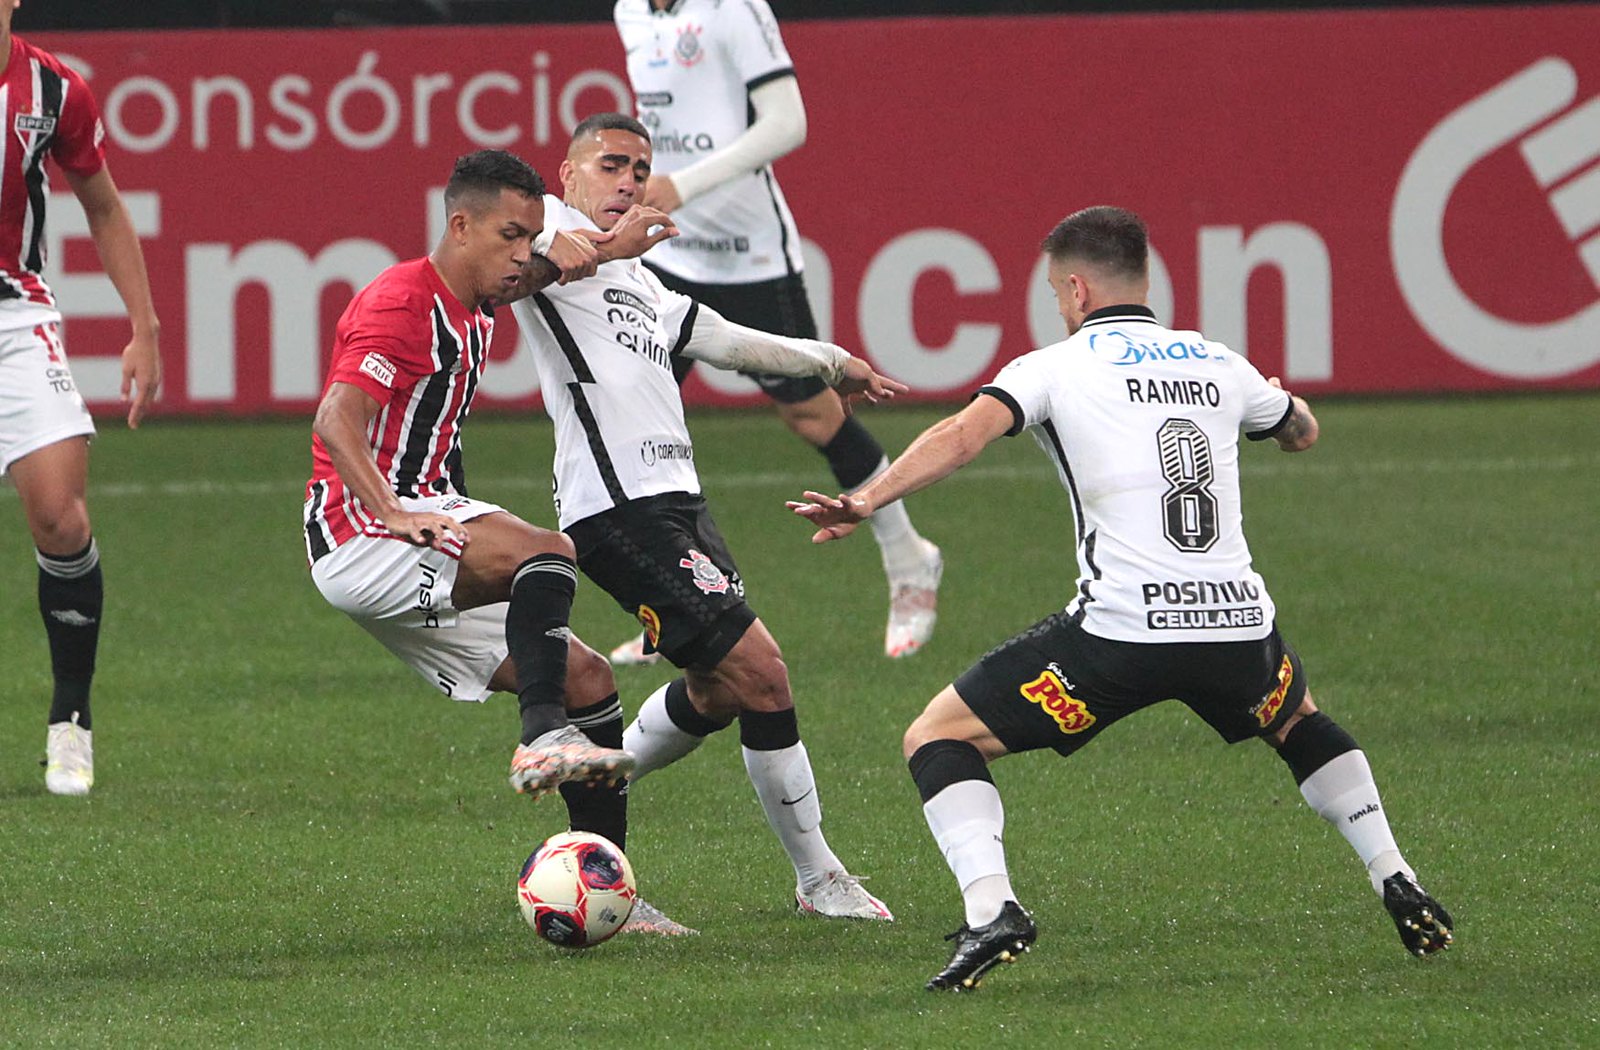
[796,871,894,921]
[509,725,636,800]
[620,898,699,936]
[607,631,663,667]
[45,716,94,796]
[885,539,943,658]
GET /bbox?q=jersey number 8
[1156,418,1219,553]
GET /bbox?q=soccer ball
[516,831,637,948]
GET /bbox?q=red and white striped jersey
[303,257,493,563]
[0,35,105,324]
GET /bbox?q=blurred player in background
[612,0,943,664]
[306,152,695,935]
[511,113,900,920]
[794,207,1453,989]
[0,0,161,796]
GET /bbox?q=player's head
[439,149,547,307]
[1041,206,1150,335]
[560,113,653,232]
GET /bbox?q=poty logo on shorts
[1250,655,1295,728]
[635,604,662,647]
[1392,57,1600,379]
[1019,669,1096,735]
[678,549,729,595]
[359,351,398,389]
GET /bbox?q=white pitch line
[2,452,1594,502]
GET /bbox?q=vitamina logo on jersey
[1020,668,1096,735]
[1250,655,1295,728]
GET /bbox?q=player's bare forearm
[68,167,162,425]
[498,256,562,305]
[313,385,468,550]
[791,397,1011,542]
[1274,398,1318,451]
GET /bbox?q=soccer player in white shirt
[506,113,902,920]
[612,0,943,662]
[793,207,1453,988]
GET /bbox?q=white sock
[854,457,927,580]
[1299,750,1414,895]
[621,683,706,783]
[741,740,843,889]
[923,779,1015,926]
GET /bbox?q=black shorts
[953,611,1307,756]
[645,263,828,404]
[565,492,757,671]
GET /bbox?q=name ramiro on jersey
[1126,378,1222,407]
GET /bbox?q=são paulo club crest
[678,549,729,595]
[674,24,705,66]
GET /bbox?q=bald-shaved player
[795,206,1454,989]
[508,113,902,921]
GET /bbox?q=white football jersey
[615,0,804,284]
[511,196,703,529]
[982,305,1296,644]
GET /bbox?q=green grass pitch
[2,396,1596,1046]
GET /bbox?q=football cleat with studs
[607,631,663,668]
[1382,872,1454,957]
[927,900,1037,991]
[619,898,698,936]
[509,725,635,800]
[796,871,894,921]
[884,539,943,659]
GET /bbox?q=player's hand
[593,205,679,262]
[120,328,161,429]
[642,175,683,213]
[384,510,469,551]
[786,490,871,544]
[832,356,908,407]
[545,229,602,285]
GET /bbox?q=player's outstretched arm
[313,382,468,551]
[588,205,678,262]
[1267,377,1319,452]
[66,166,161,428]
[789,395,1014,543]
[681,306,905,402]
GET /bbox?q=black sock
[38,541,102,730]
[907,739,993,804]
[662,677,732,737]
[559,694,629,850]
[508,553,578,745]
[818,415,886,491]
[1274,711,1360,785]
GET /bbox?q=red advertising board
[29,6,1600,415]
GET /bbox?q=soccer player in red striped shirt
[0,0,162,796]
[305,152,687,887]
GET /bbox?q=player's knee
[902,709,948,759]
[776,396,844,447]
[29,499,91,555]
[564,640,615,708]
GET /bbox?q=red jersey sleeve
[326,287,440,404]
[50,63,106,177]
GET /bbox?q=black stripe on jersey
[395,307,461,496]
[975,385,1026,437]
[22,63,63,274]
[441,318,484,494]
[1038,419,1083,535]
[1069,529,1102,625]
[746,67,796,93]
[567,381,629,507]
[759,168,799,279]
[1247,394,1297,442]
[669,300,700,359]
[304,481,332,563]
[533,293,595,382]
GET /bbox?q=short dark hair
[1040,206,1148,280]
[571,112,651,144]
[444,149,545,213]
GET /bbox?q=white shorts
[311,494,509,702]
[0,321,94,476]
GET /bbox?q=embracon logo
[1392,57,1600,379]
